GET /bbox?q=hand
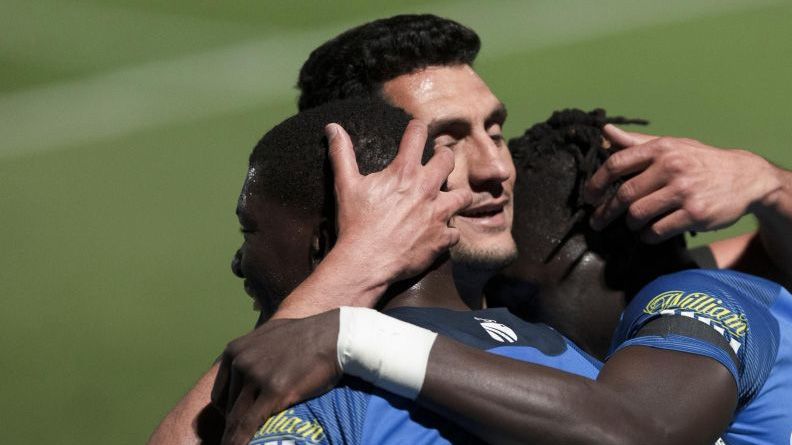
[211,310,342,445]
[584,124,779,242]
[328,120,472,282]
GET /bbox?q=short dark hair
[297,14,481,111]
[248,98,431,218]
[508,109,690,293]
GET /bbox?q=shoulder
[249,380,372,445]
[613,269,783,408]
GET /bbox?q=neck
[506,235,628,360]
[380,258,490,312]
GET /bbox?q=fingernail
[325,123,339,142]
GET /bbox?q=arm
[584,125,792,286]
[421,336,735,445]
[149,122,470,445]
[212,307,736,445]
[148,364,221,445]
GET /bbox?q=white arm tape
[337,306,438,400]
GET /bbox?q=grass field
[1,1,791,443]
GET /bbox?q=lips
[458,200,507,218]
[455,199,509,230]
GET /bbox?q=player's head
[298,14,480,111]
[299,14,517,271]
[232,98,430,319]
[504,109,693,297]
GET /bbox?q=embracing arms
[210,306,736,445]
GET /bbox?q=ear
[309,217,337,270]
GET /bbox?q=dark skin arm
[422,337,736,445]
[211,311,737,445]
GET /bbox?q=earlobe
[309,218,336,270]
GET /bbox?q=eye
[488,123,505,145]
[240,227,255,235]
[434,135,458,149]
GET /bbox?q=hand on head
[584,125,779,242]
[328,120,472,283]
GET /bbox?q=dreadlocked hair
[509,108,690,295]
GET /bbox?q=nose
[466,133,511,194]
[231,249,244,278]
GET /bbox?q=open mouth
[458,200,506,218]
[456,200,508,229]
[460,207,503,218]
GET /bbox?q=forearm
[420,338,651,445]
[709,164,792,287]
[148,364,221,445]
[272,243,390,319]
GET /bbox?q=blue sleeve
[609,269,781,407]
[248,381,370,445]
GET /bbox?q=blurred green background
[1,0,790,443]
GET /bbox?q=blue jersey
[249,306,602,445]
[611,269,792,445]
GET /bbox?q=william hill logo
[644,290,748,339]
[253,408,326,444]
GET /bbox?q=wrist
[752,161,790,220]
[329,236,402,285]
[272,247,390,320]
[337,307,437,399]
[313,244,391,305]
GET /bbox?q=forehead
[237,167,257,210]
[381,65,502,124]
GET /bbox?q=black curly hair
[508,108,691,294]
[297,14,480,111]
[248,98,432,218]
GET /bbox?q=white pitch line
[0,0,782,159]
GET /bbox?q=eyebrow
[486,103,508,128]
[427,102,508,136]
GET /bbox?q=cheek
[503,151,518,186]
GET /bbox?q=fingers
[438,188,472,221]
[222,390,276,445]
[641,210,692,244]
[210,356,231,412]
[392,119,429,174]
[326,123,359,192]
[445,227,461,248]
[590,165,669,230]
[225,363,244,416]
[623,187,680,231]
[603,124,658,148]
[584,144,656,205]
[423,146,456,192]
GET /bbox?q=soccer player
[228,109,792,444]
[150,14,792,444]
[210,98,604,444]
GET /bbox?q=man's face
[382,65,517,269]
[232,169,316,316]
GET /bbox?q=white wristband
[337,307,438,400]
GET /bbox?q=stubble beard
[450,236,518,272]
